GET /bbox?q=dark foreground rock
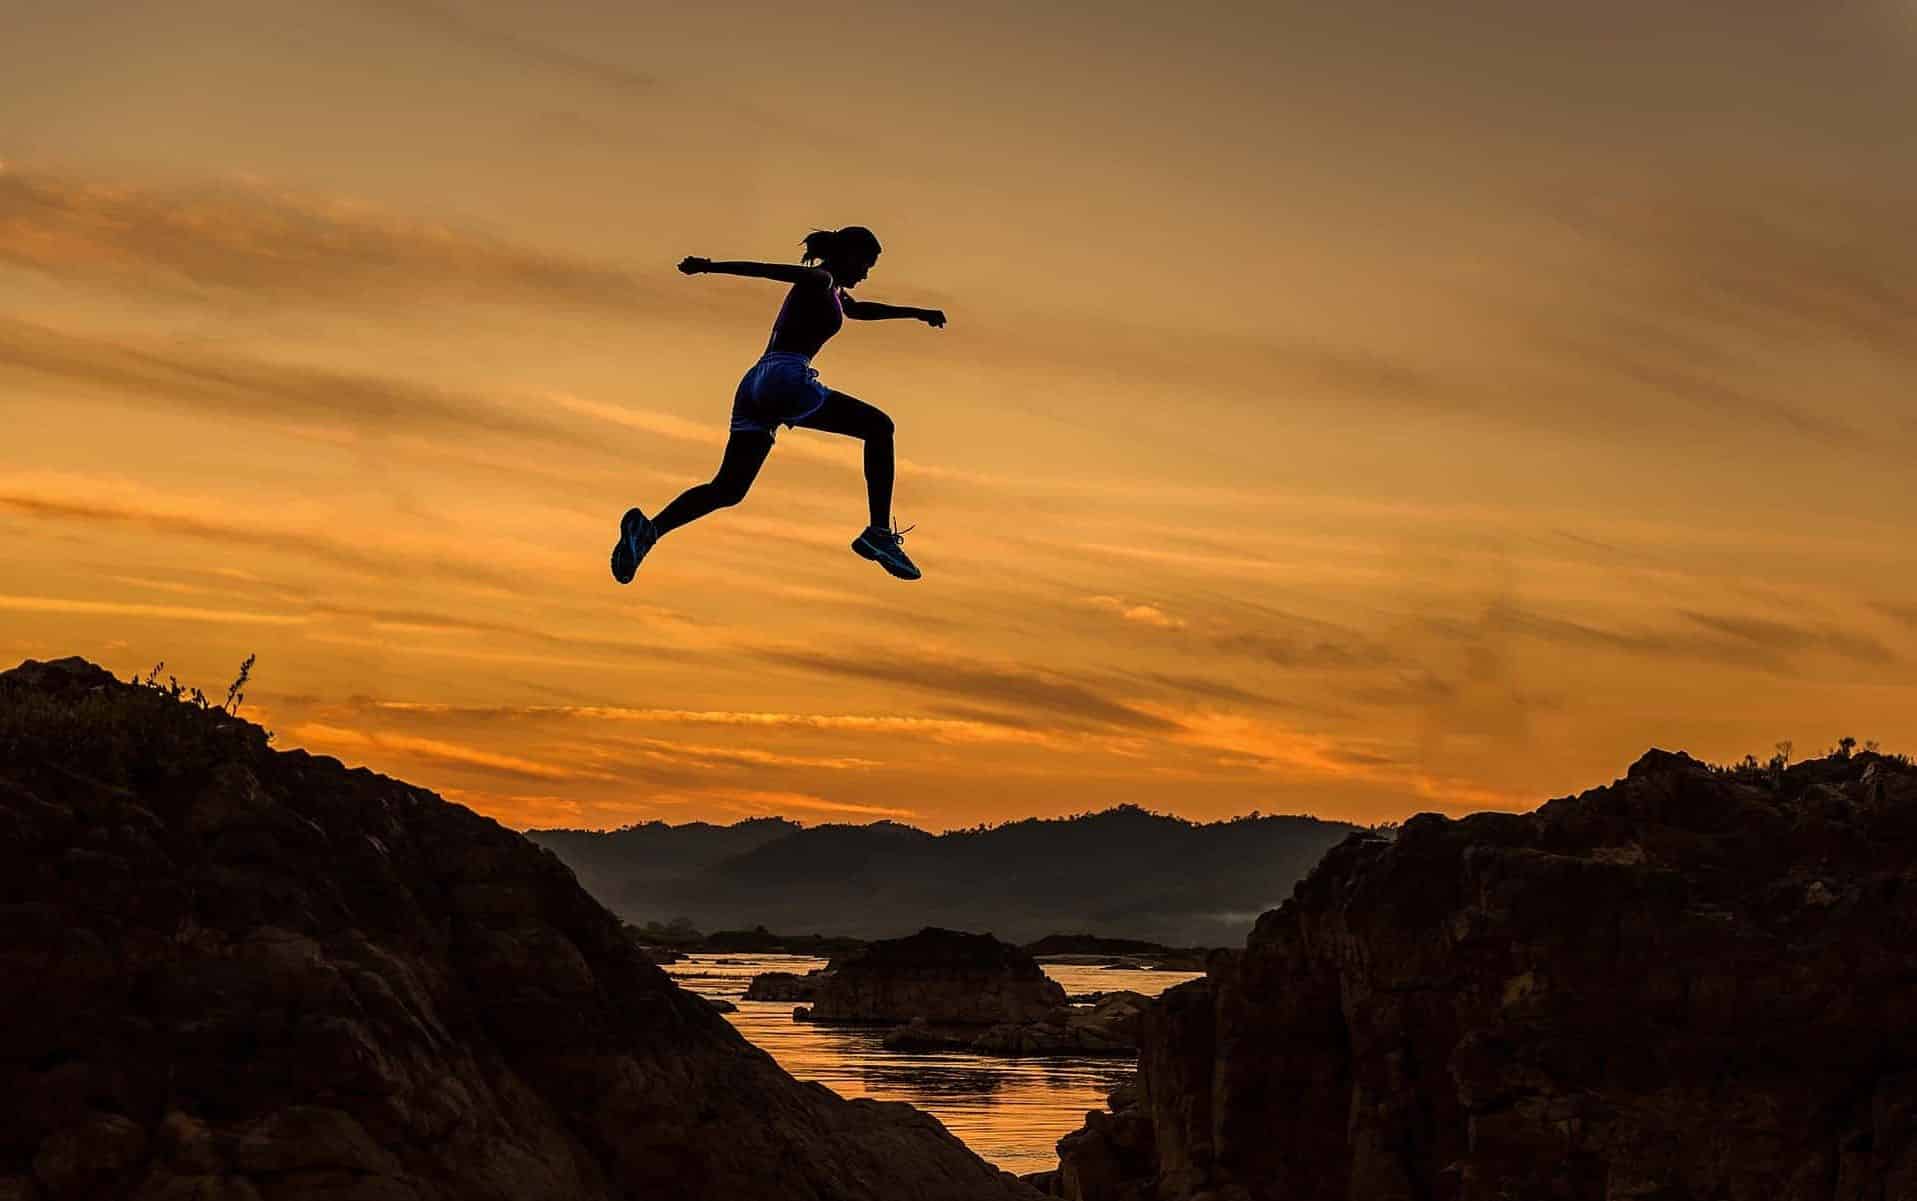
[810,928,1067,1025]
[1051,747,1917,1200]
[0,657,1037,1201]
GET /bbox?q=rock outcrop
[890,992,1153,1057]
[1051,748,1917,1200]
[809,928,1068,1026]
[0,657,1038,1201]
[744,969,831,1002]
[971,991,1151,1056]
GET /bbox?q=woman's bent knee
[869,410,896,439]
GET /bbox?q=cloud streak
[0,594,306,626]
[0,317,602,450]
[287,721,603,782]
[359,0,658,96]
[759,647,1181,733]
[369,699,1047,744]
[0,165,673,315]
[1085,595,1185,629]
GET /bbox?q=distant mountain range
[528,805,1363,945]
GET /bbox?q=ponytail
[801,229,839,264]
[800,225,882,266]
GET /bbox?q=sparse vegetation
[0,655,269,792]
[1711,736,1909,784]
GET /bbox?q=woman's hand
[919,309,947,328]
[678,256,711,275]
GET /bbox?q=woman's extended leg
[794,390,920,580]
[793,390,894,529]
[652,430,775,537]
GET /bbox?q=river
[664,952,1202,1176]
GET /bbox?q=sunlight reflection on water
[666,953,1202,1175]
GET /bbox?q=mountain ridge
[529,803,1362,945]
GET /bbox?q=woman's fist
[678,256,710,275]
[920,309,947,328]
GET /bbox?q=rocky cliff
[1049,748,1917,1201]
[0,657,1037,1201]
[809,928,1068,1025]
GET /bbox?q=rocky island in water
[738,928,1157,1056]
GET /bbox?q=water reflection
[860,1061,1010,1096]
[665,953,1201,1175]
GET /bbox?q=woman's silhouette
[610,226,945,585]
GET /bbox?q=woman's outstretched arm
[842,297,947,327]
[679,256,830,286]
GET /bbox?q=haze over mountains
[529,805,1362,945]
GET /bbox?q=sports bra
[766,281,844,359]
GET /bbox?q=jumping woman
[609,226,945,585]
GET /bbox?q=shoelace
[884,520,915,546]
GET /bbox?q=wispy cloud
[1875,602,1917,630]
[370,699,1046,744]
[0,317,600,449]
[1678,610,1895,666]
[312,600,698,650]
[699,788,917,820]
[0,594,306,626]
[1508,179,1917,444]
[1214,628,1396,670]
[0,164,673,315]
[760,647,1181,733]
[1426,599,1901,673]
[1130,670,1337,716]
[0,477,532,592]
[359,0,657,95]
[1085,594,1185,629]
[287,721,604,782]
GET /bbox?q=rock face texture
[972,991,1151,1056]
[890,992,1154,1057]
[810,928,1068,1025]
[1051,748,1917,1201]
[744,969,831,1002]
[0,658,1037,1201]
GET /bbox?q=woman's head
[801,226,881,287]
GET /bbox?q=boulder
[882,1019,969,1052]
[1052,748,1917,1200]
[969,993,1152,1056]
[809,928,1067,1025]
[744,969,830,1002]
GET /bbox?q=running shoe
[852,521,921,581]
[610,507,657,584]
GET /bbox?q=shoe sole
[611,508,649,584]
[852,535,922,581]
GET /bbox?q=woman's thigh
[792,390,892,438]
[713,429,775,490]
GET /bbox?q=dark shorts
[731,352,829,439]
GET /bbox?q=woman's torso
[765,281,844,359]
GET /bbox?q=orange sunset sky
[4,1,1914,830]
